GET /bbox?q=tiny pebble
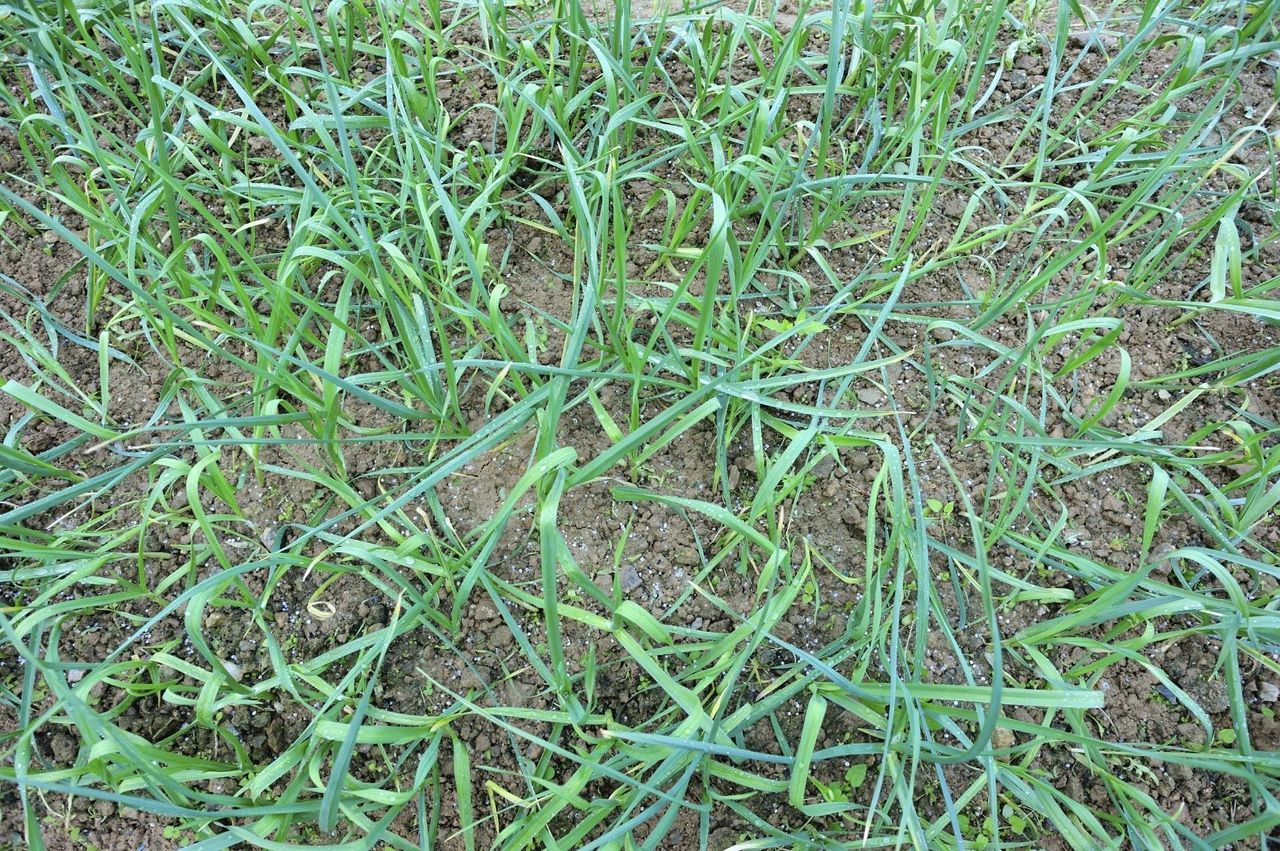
[856,387,883,405]
[620,564,642,592]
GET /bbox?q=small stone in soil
[620,564,642,592]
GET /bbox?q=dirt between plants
[2,5,1279,850]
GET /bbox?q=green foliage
[0,0,1277,848]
